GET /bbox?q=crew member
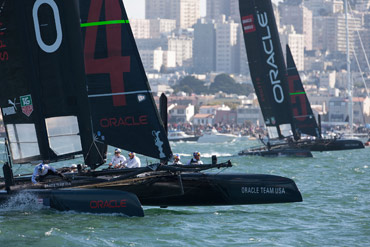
[70,164,78,173]
[187,151,203,165]
[108,148,126,168]
[120,152,141,168]
[31,163,67,184]
[172,154,182,165]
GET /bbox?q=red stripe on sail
[84,0,130,107]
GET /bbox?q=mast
[345,0,353,134]
[160,93,168,134]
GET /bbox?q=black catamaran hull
[238,148,313,158]
[138,173,302,206]
[0,189,144,216]
[296,139,365,152]
[71,173,302,206]
[1,167,303,207]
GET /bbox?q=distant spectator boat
[168,130,200,142]
[198,128,238,143]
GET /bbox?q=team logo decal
[138,94,146,102]
[152,130,165,158]
[2,98,17,116]
[20,95,33,117]
[242,15,256,34]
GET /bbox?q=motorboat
[168,130,200,142]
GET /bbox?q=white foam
[176,152,233,158]
[0,191,44,212]
[201,152,233,158]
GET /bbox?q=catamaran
[0,0,303,216]
[285,44,364,151]
[237,0,363,157]
[238,0,312,157]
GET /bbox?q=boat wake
[177,152,233,158]
[145,207,195,216]
[202,152,233,158]
[0,191,44,212]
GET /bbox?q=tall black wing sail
[79,0,172,161]
[239,0,295,139]
[286,45,320,138]
[0,0,97,164]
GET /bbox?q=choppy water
[0,139,369,246]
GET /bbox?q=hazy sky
[122,0,206,19]
[122,0,281,19]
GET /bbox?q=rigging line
[351,43,370,97]
[88,90,151,98]
[214,166,229,175]
[348,3,370,72]
[83,141,96,164]
[84,141,105,165]
[11,164,23,176]
[92,141,105,161]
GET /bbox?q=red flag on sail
[241,15,256,34]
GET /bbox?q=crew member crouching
[31,163,68,184]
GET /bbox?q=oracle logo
[100,115,148,128]
[257,11,284,104]
[90,199,127,209]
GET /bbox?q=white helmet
[115,148,122,153]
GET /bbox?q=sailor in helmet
[120,152,141,168]
[187,151,203,165]
[70,164,78,173]
[31,163,67,184]
[108,148,126,169]
[172,154,182,165]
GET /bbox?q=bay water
[0,139,369,246]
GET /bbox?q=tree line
[172,74,254,96]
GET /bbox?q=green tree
[209,74,253,96]
[173,76,208,94]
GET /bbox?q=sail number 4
[32,0,63,53]
[83,0,131,107]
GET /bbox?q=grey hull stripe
[88,90,151,98]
